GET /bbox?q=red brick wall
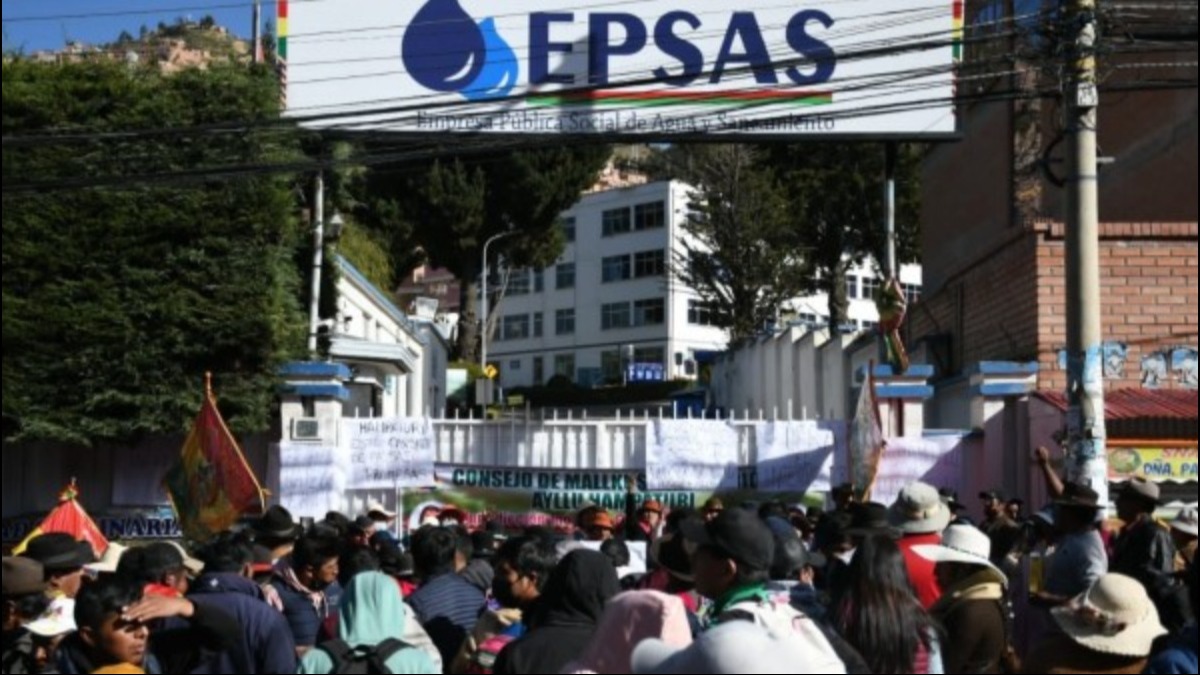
[911,222,1198,389]
[1035,222,1199,391]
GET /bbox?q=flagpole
[205,371,214,401]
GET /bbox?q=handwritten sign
[870,435,965,507]
[755,421,846,493]
[647,420,741,491]
[279,444,347,519]
[343,418,437,489]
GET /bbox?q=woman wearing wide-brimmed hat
[1022,573,1168,674]
[915,524,1010,674]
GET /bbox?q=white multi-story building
[489,180,923,390]
[781,262,925,333]
[490,181,727,389]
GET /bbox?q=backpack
[320,638,411,675]
[466,634,517,675]
[722,599,848,674]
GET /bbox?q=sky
[2,0,266,52]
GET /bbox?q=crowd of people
[3,454,1198,674]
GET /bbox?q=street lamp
[480,230,517,377]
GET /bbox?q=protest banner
[342,418,437,489]
[755,421,846,493]
[647,420,741,491]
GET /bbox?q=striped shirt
[408,572,487,667]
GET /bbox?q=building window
[903,283,922,304]
[556,309,576,336]
[509,359,522,371]
[561,217,576,243]
[846,276,860,300]
[634,346,666,366]
[533,356,545,386]
[533,312,544,338]
[634,201,667,230]
[861,320,879,331]
[688,300,720,327]
[534,270,545,294]
[634,249,667,278]
[861,276,881,301]
[602,302,632,330]
[602,255,632,283]
[556,263,576,290]
[508,270,532,296]
[634,298,666,327]
[502,314,530,341]
[601,351,623,381]
[554,354,576,379]
[602,208,632,237]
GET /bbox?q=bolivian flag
[12,481,109,558]
[164,374,266,543]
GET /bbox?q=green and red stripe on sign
[952,0,965,62]
[528,90,834,108]
[277,0,288,60]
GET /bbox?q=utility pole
[308,172,325,357]
[884,143,899,279]
[252,0,263,64]
[1063,0,1108,503]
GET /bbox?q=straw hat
[888,483,952,535]
[85,542,129,575]
[1051,574,1168,658]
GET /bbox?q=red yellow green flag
[12,481,109,558]
[164,374,265,542]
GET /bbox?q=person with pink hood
[562,591,693,675]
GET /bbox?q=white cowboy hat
[913,525,1007,585]
[84,542,129,575]
[24,597,76,638]
[1170,507,1198,537]
[366,500,398,520]
[1051,574,1168,658]
[888,482,952,535]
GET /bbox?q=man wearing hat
[365,501,401,548]
[626,496,664,544]
[585,511,617,542]
[1171,507,1198,573]
[3,558,49,674]
[1034,482,1109,610]
[980,490,1022,568]
[20,533,95,600]
[889,483,952,609]
[1025,573,1169,674]
[1112,478,1189,630]
[253,505,301,565]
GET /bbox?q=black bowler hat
[21,533,95,572]
[846,502,902,539]
[253,506,301,541]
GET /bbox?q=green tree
[2,60,306,446]
[668,145,811,343]
[768,143,922,329]
[367,145,610,361]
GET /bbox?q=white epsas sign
[279,0,962,137]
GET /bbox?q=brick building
[909,1,1198,425]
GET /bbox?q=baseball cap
[680,509,775,574]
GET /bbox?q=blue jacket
[269,575,332,649]
[1145,624,1198,674]
[190,572,298,674]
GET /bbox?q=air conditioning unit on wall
[291,418,321,441]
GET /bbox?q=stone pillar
[969,361,1040,505]
[278,362,351,447]
[858,364,935,438]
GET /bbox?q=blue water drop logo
[402,0,519,101]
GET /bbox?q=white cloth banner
[647,419,741,491]
[343,418,437,489]
[871,434,965,507]
[580,541,648,577]
[278,444,347,520]
[755,421,847,493]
